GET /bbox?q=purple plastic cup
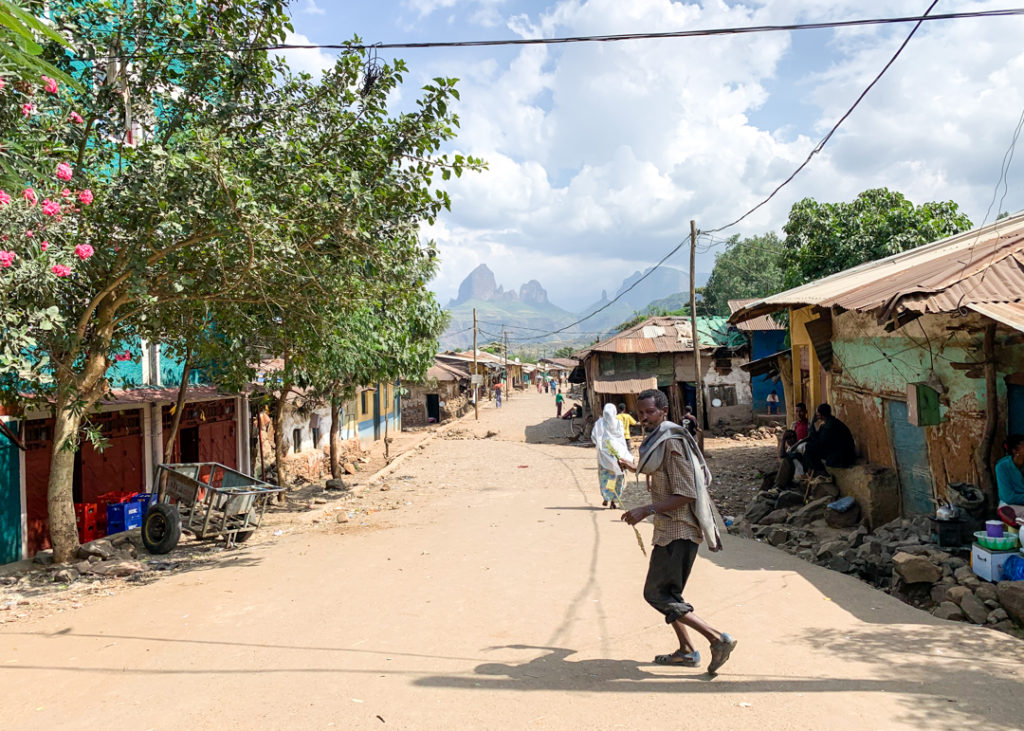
[986,520,1005,538]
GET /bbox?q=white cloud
[300,0,326,15]
[396,0,1024,309]
[278,31,336,77]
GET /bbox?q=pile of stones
[729,478,1024,636]
[30,534,146,583]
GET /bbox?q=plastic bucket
[987,520,1005,538]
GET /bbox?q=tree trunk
[159,351,192,501]
[271,387,291,490]
[47,403,84,563]
[329,393,342,479]
[975,322,998,504]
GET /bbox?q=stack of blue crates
[106,502,142,534]
[132,492,156,515]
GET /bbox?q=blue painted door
[1008,384,1024,436]
[886,400,934,515]
[0,422,22,564]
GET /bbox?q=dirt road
[2,391,1021,730]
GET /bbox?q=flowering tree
[0,0,480,562]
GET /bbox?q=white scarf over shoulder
[637,421,724,552]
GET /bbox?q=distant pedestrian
[536,376,542,394]
[555,391,564,417]
[616,403,637,437]
[618,388,736,674]
[544,378,550,394]
[494,381,502,408]
[767,390,780,415]
[592,403,628,510]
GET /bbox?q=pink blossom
[70,111,84,124]
[0,190,9,205]
[0,250,14,268]
[51,264,71,277]
[74,243,94,260]
[77,189,93,205]
[41,199,60,216]
[24,230,32,238]
[41,76,58,94]
[21,103,34,117]
[114,351,132,362]
[0,78,5,90]
[22,188,36,205]
[55,162,73,181]
[60,188,71,198]
[40,241,49,251]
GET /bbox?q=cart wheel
[142,503,181,554]
[233,530,255,543]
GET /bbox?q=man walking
[555,390,564,417]
[494,381,502,408]
[619,388,737,675]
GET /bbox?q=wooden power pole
[689,220,705,434]
[473,307,479,420]
[502,327,509,399]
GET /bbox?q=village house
[728,299,787,416]
[251,360,402,483]
[573,315,752,427]
[401,357,473,428]
[730,213,1024,526]
[538,357,578,388]
[0,341,253,564]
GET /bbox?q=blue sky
[287,1,1024,311]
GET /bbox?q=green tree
[781,188,972,289]
[0,1,479,561]
[552,346,575,358]
[701,232,786,316]
[0,0,79,90]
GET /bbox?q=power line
[83,8,1024,61]
[704,0,940,235]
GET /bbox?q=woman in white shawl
[592,403,631,509]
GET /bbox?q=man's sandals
[653,650,700,667]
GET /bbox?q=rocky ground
[730,473,1024,637]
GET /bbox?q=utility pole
[502,326,508,399]
[473,307,479,420]
[689,220,705,438]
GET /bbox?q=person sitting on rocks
[803,403,856,475]
[774,429,807,489]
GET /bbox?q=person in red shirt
[793,402,809,441]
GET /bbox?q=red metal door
[24,419,54,554]
[199,419,237,470]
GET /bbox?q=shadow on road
[413,642,1019,728]
[524,417,580,445]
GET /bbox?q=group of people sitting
[774,402,857,489]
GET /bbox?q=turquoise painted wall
[0,422,21,564]
[832,330,1024,417]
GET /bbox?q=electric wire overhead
[468,2,955,344]
[703,0,940,235]
[84,8,1024,61]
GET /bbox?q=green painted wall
[0,422,21,564]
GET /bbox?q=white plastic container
[971,543,1018,582]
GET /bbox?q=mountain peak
[449,264,552,308]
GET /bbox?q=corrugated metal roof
[104,384,238,406]
[591,375,658,395]
[728,299,784,331]
[730,213,1024,325]
[966,301,1024,332]
[574,316,743,358]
